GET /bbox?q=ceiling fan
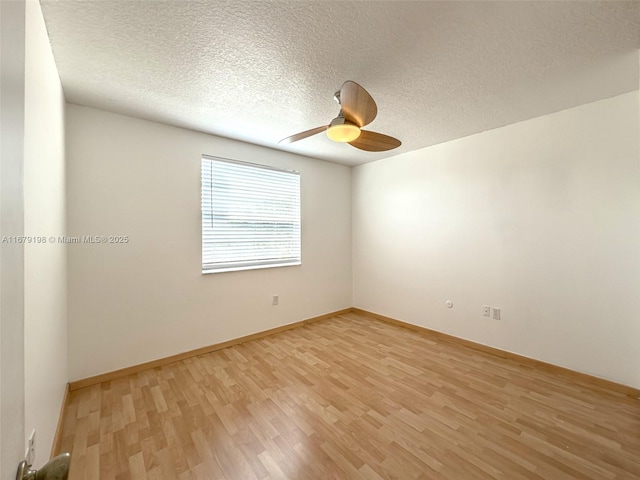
[279,81,401,152]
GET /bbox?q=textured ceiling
[40,1,640,166]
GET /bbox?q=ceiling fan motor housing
[330,115,356,129]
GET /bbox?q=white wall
[353,91,640,388]
[66,105,352,380]
[1,0,27,477]
[23,0,67,468]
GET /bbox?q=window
[201,156,301,273]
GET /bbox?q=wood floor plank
[58,313,640,479]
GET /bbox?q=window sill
[202,261,301,274]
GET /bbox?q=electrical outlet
[493,308,501,320]
[27,430,36,466]
[482,305,491,317]
[272,295,279,306]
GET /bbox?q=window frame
[201,155,301,274]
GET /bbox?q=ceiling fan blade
[349,130,401,152]
[279,125,328,145]
[340,81,378,128]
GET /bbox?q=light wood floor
[57,312,640,479]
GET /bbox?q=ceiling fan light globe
[327,123,361,143]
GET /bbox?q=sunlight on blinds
[201,156,301,273]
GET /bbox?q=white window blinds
[201,156,301,273]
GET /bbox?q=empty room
[1,0,639,479]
